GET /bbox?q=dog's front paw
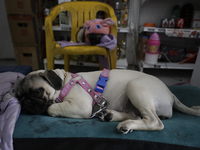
[97,109,113,122]
[116,120,134,134]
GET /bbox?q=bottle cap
[149,33,160,41]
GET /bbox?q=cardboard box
[4,0,43,15]
[7,15,44,46]
[14,45,45,70]
[137,36,148,60]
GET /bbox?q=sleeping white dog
[16,69,200,134]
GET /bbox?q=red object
[175,19,184,29]
[161,19,168,28]
[179,51,198,64]
[144,23,156,27]
[168,19,175,28]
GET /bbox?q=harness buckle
[55,98,62,103]
[95,75,108,93]
[90,96,108,118]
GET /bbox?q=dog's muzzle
[20,96,53,114]
[87,33,104,46]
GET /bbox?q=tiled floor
[0,59,193,86]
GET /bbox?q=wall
[0,0,15,59]
[191,50,200,88]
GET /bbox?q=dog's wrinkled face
[87,33,104,46]
[16,70,62,115]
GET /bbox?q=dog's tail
[173,95,200,116]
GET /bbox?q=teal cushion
[13,85,200,148]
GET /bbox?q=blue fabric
[0,66,32,75]
[13,85,200,148]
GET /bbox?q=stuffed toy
[82,18,115,45]
[58,18,117,69]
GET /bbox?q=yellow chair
[45,1,117,71]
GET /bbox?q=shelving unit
[138,26,199,72]
[137,0,200,73]
[138,26,200,71]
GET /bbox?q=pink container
[144,33,161,64]
[146,33,160,54]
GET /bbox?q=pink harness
[55,69,110,118]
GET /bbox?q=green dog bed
[13,85,200,150]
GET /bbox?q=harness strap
[56,69,110,118]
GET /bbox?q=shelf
[43,58,99,69]
[116,58,128,69]
[138,61,195,72]
[142,27,166,33]
[42,26,71,31]
[43,58,128,70]
[117,27,129,33]
[141,27,200,38]
[43,26,129,33]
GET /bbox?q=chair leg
[99,61,104,70]
[111,55,117,69]
[108,56,112,70]
[47,56,54,70]
[64,55,70,71]
[110,50,117,69]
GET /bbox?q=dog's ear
[39,70,62,90]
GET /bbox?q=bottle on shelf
[171,5,181,19]
[43,0,52,18]
[120,0,129,28]
[120,1,125,27]
[115,2,121,27]
[118,40,127,59]
[144,33,161,65]
[60,11,69,25]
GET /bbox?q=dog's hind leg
[116,80,164,134]
[98,109,141,122]
[116,109,164,134]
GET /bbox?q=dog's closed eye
[32,88,44,97]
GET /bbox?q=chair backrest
[45,1,117,42]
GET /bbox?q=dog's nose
[87,33,104,46]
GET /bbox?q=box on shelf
[4,0,43,15]
[137,36,148,60]
[7,15,44,46]
[165,29,200,38]
[14,45,45,70]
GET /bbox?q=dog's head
[16,70,63,115]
